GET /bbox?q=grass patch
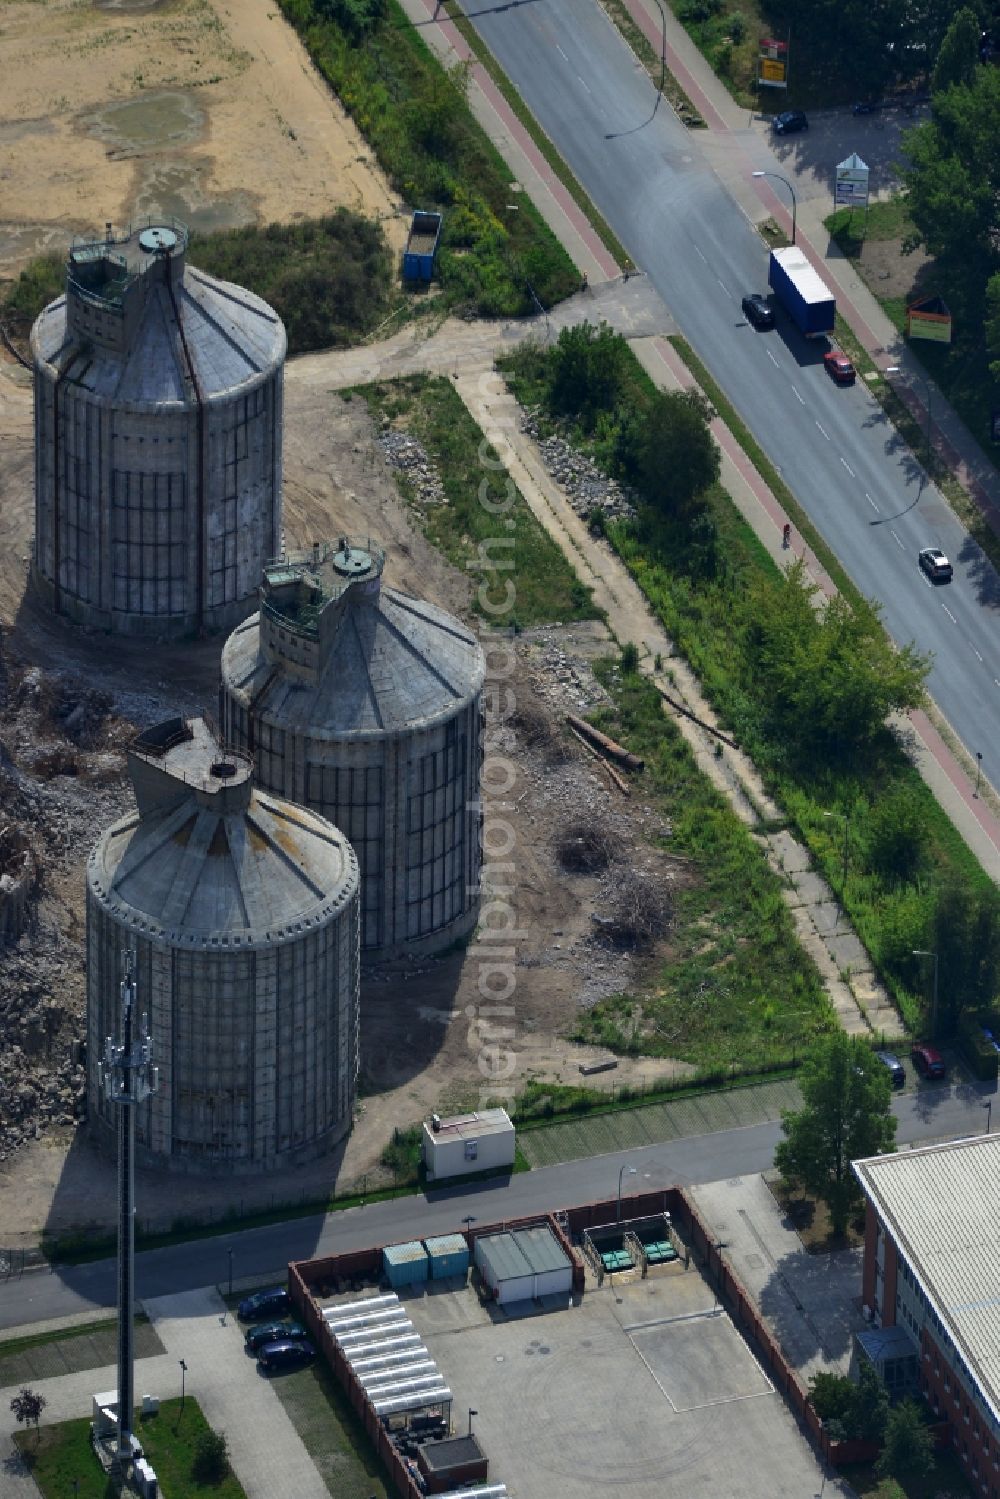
[500,328,997,1039]
[569,665,831,1068]
[275,0,579,315]
[440,0,629,264]
[840,1449,976,1499]
[0,1316,161,1387]
[665,0,760,107]
[346,375,599,628]
[513,1068,801,1126]
[13,1400,245,1499]
[267,1359,391,1498]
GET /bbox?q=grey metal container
[31,219,285,639]
[86,716,359,1173]
[219,539,484,960]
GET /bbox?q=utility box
[424,1233,470,1281]
[133,1458,158,1499]
[383,1239,430,1288]
[422,1107,515,1183]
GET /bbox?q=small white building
[422,1107,515,1183]
[474,1225,573,1305]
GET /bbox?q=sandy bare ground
[0,0,405,281]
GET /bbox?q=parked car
[918,547,953,582]
[742,293,775,330]
[245,1320,308,1353]
[237,1287,291,1322]
[852,100,883,115]
[876,1051,905,1088]
[911,1043,946,1079]
[257,1337,316,1373]
[823,350,856,384]
[773,110,808,134]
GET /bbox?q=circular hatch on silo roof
[138,226,179,254]
[332,544,373,576]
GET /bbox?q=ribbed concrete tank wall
[219,540,484,960]
[86,717,360,1173]
[31,219,285,638]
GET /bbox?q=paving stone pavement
[144,1286,330,1499]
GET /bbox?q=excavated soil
[0,0,405,284]
[0,367,687,1247]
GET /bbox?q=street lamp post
[884,365,933,468]
[823,809,849,885]
[912,949,939,1040]
[227,1247,234,1300]
[617,1164,637,1223]
[752,169,797,244]
[468,1407,478,1438]
[984,1100,993,1134]
[179,1359,188,1416]
[975,751,983,799]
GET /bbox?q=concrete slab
[402,1272,829,1499]
[826,931,871,971]
[768,829,813,876]
[787,871,835,908]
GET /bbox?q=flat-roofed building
[422,1108,515,1183]
[853,1135,1000,1493]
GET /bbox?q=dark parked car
[852,100,883,115]
[245,1320,308,1353]
[911,1043,946,1079]
[876,1051,905,1088]
[257,1337,316,1373]
[237,1287,291,1322]
[918,547,953,582]
[742,293,775,330]
[773,110,808,134]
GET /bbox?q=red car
[911,1043,946,1079]
[823,351,856,384]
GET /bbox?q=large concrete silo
[220,540,484,960]
[32,219,285,638]
[86,716,359,1173]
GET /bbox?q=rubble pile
[376,426,448,511]
[0,646,134,1162]
[520,410,637,522]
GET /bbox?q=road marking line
[767,350,779,366]
[942,605,957,623]
[970,643,984,662]
[815,421,830,440]
[577,75,592,93]
[556,44,569,60]
[694,245,707,262]
[840,458,855,477]
[717,278,732,297]
[866,493,879,511]
[890,529,904,548]
[791,385,805,404]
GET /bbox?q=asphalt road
[457,0,1000,784]
[0,1082,989,1332]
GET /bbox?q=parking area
[399,1265,828,1499]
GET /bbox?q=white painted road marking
[578,75,592,93]
[890,529,904,549]
[791,386,805,405]
[767,350,779,366]
[840,458,855,477]
[866,493,879,511]
[556,44,569,60]
[815,422,831,441]
[942,605,957,623]
[694,245,707,262]
[717,279,732,297]
[970,643,984,663]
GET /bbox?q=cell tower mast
[98,952,157,1479]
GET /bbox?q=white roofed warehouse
[31,219,285,638]
[853,1135,1000,1489]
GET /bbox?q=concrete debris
[519,409,638,522]
[376,425,448,510]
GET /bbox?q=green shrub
[958,1014,1000,1080]
[191,1428,230,1485]
[620,642,640,674]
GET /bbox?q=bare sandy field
[0,0,405,282]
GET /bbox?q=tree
[775,1032,896,1237]
[852,1358,890,1443]
[932,6,982,91]
[9,1388,46,1439]
[744,562,928,766]
[634,389,720,523]
[987,270,1000,382]
[191,1428,230,1485]
[546,323,632,432]
[927,880,1000,1033]
[876,1398,935,1485]
[903,67,1000,288]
